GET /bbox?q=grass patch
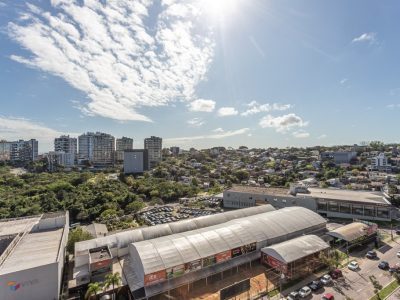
[369,279,400,300]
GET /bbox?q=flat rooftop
[0,227,64,274]
[226,185,292,197]
[0,216,41,236]
[226,186,391,205]
[90,247,112,263]
[306,188,390,205]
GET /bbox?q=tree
[369,275,382,300]
[103,272,122,300]
[125,200,145,214]
[85,282,103,300]
[67,227,93,253]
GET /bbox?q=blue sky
[0,0,400,152]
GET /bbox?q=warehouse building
[124,207,326,299]
[223,185,394,221]
[261,235,330,279]
[74,205,276,285]
[0,212,69,300]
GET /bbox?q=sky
[0,0,400,153]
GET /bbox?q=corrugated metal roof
[327,222,370,242]
[130,207,327,275]
[261,235,330,264]
[75,205,276,255]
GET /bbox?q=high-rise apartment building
[144,136,162,169]
[0,141,11,161]
[78,132,115,166]
[54,135,77,165]
[10,139,38,163]
[116,137,133,162]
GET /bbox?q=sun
[200,0,241,19]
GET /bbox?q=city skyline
[1,0,400,152]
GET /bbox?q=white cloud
[0,116,77,152]
[292,130,310,138]
[259,113,308,133]
[187,117,205,127]
[188,99,216,112]
[217,107,238,117]
[165,128,250,143]
[8,1,215,121]
[212,128,224,133]
[340,78,348,85]
[387,104,400,109]
[352,32,376,44]
[317,134,327,139]
[241,101,292,116]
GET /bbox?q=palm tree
[103,272,122,300]
[85,282,103,300]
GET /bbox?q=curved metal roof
[261,235,330,264]
[75,205,276,255]
[327,222,369,242]
[130,207,327,275]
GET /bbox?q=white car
[299,286,312,298]
[397,251,400,258]
[320,274,332,285]
[348,261,359,271]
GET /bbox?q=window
[352,205,363,215]
[364,206,376,217]
[317,200,327,211]
[328,201,339,212]
[377,208,389,219]
[339,203,351,214]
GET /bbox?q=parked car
[322,293,334,300]
[397,251,400,258]
[395,229,400,235]
[348,261,359,271]
[366,250,377,259]
[287,291,299,300]
[378,261,389,270]
[299,286,312,298]
[329,269,343,279]
[389,263,400,274]
[308,280,323,291]
[320,274,332,285]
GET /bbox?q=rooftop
[90,247,112,263]
[0,227,64,274]
[226,185,292,197]
[261,235,330,264]
[0,216,41,236]
[306,188,390,205]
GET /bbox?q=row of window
[227,201,254,208]
[317,201,390,219]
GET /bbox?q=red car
[329,269,343,279]
[322,293,334,300]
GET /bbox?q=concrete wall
[223,191,256,208]
[0,263,59,300]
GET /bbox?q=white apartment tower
[116,137,133,162]
[54,135,77,166]
[144,136,162,169]
[79,132,115,166]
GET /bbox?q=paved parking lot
[272,240,400,300]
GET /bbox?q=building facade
[0,141,11,161]
[123,149,149,174]
[144,136,162,169]
[320,151,357,164]
[10,139,38,163]
[54,135,77,164]
[369,153,391,172]
[170,147,180,156]
[46,151,75,171]
[223,185,394,221]
[79,132,115,166]
[116,137,134,163]
[78,133,94,163]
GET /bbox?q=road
[273,240,400,300]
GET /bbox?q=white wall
[0,263,59,300]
